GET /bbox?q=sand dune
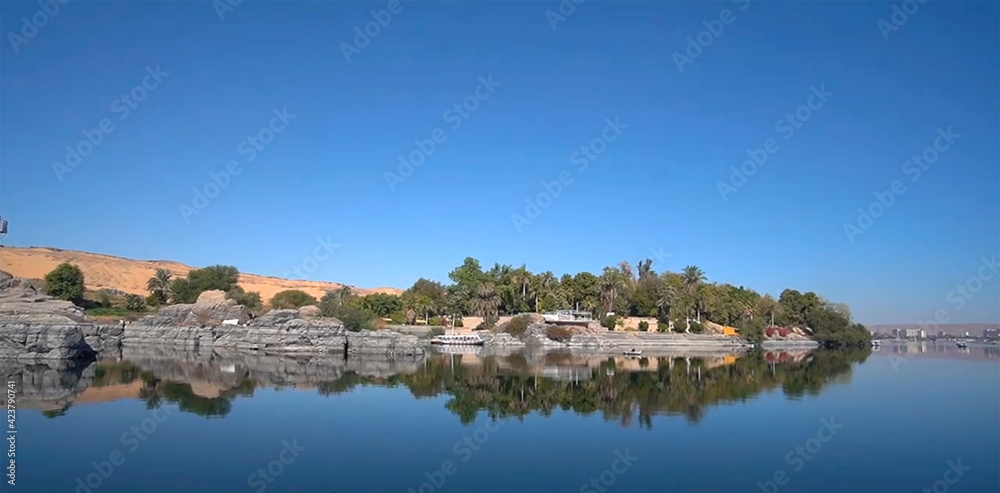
[0,246,401,302]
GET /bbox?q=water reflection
[3,345,881,427]
[874,340,1000,359]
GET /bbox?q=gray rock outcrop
[0,271,112,361]
[126,307,424,357]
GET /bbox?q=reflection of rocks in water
[0,359,95,415]
[28,343,870,428]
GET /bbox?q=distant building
[984,328,1000,340]
[918,329,926,339]
[964,331,971,337]
[898,328,921,339]
[938,331,947,338]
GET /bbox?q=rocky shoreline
[1,271,822,362]
[0,275,424,361]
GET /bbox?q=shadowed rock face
[0,271,116,361]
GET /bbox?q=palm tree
[146,269,173,303]
[534,271,557,312]
[471,282,501,325]
[618,261,635,284]
[599,267,626,314]
[510,265,532,312]
[636,259,654,281]
[656,284,678,322]
[682,265,706,323]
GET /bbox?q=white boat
[542,310,594,324]
[430,333,485,346]
[622,349,642,357]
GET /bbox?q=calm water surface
[13,343,1000,493]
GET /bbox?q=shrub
[429,316,445,326]
[270,290,318,309]
[97,289,115,307]
[145,293,161,307]
[169,265,240,303]
[499,315,532,337]
[690,321,705,334]
[334,305,374,332]
[638,321,649,332]
[227,287,262,310]
[657,322,669,333]
[601,315,619,330]
[545,326,574,343]
[44,263,85,301]
[454,317,464,328]
[124,294,145,312]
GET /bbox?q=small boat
[622,348,642,357]
[956,341,968,349]
[430,333,485,346]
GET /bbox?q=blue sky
[1,1,997,325]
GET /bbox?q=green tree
[471,282,501,326]
[270,290,318,309]
[599,267,626,314]
[169,278,197,304]
[187,265,240,293]
[146,268,173,304]
[682,265,706,326]
[361,293,403,317]
[43,263,85,301]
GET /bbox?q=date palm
[471,282,501,324]
[599,267,626,314]
[682,265,706,322]
[533,271,557,312]
[656,284,678,322]
[146,268,173,303]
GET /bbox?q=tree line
[41,256,870,345]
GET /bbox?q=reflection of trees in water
[315,349,870,427]
[79,349,867,424]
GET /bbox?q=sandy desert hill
[0,246,401,302]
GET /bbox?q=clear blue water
[12,345,1000,493]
